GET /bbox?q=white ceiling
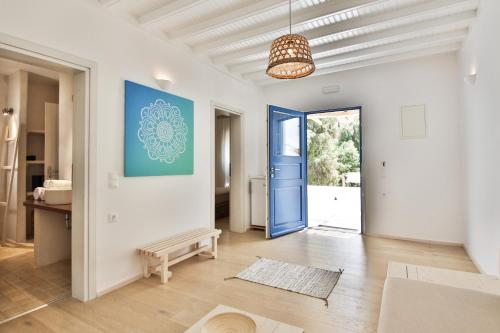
[96,0,478,85]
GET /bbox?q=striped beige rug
[228,257,343,306]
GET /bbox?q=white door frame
[0,32,97,301]
[210,102,246,232]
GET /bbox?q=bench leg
[160,255,171,284]
[211,236,218,259]
[143,257,151,278]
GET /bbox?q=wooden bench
[137,228,221,284]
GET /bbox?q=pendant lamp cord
[289,0,292,35]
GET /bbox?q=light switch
[108,213,118,223]
[108,172,119,189]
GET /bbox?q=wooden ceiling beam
[196,0,477,54]
[192,0,378,52]
[99,0,121,7]
[138,0,209,26]
[256,43,462,85]
[244,30,466,80]
[168,0,298,40]
[227,10,475,73]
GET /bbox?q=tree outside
[307,115,360,187]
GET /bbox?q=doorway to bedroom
[213,107,243,232]
[214,110,231,230]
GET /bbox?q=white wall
[26,74,59,186]
[0,0,266,293]
[5,71,27,241]
[0,75,7,146]
[26,74,58,132]
[0,75,7,110]
[0,75,7,151]
[58,72,73,180]
[264,54,465,244]
[458,1,500,276]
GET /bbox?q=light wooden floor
[0,222,476,332]
[0,245,71,322]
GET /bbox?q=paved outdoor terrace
[308,186,361,232]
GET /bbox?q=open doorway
[212,106,244,233]
[266,105,363,238]
[0,43,90,322]
[307,108,362,233]
[214,110,231,230]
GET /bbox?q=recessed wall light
[465,63,478,85]
[156,78,173,91]
[464,72,477,85]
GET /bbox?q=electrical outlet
[108,213,118,223]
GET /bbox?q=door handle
[270,166,281,178]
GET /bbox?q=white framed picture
[401,105,426,139]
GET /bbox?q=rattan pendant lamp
[266,0,315,79]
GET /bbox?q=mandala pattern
[137,99,188,164]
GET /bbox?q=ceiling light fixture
[266,0,315,79]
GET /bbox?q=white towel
[33,187,45,201]
[43,179,72,189]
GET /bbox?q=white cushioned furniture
[378,262,500,333]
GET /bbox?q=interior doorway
[212,106,244,233]
[0,38,92,322]
[307,108,362,233]
[214,109,231,229]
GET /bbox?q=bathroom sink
[44,188,72,205]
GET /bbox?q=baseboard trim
[463,245,488,274]
[365,232,464,247]
[5,238,34,248]
[96,273,143,298]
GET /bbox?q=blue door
[268,105,307,238]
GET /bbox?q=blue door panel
[273,164,302,179]
[268,105,307,238]
[274,186,302,224]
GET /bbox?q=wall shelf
[27,160,45,165]
[28,130,45,135]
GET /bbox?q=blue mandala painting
[125,80,194,176]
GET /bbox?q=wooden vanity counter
[24,199,71,214]
[24,199,71,267]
